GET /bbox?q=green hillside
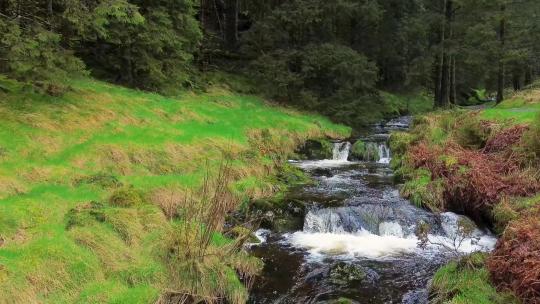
[0,77,348,303]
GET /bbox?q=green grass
[430,253,518,304]
[480,87,540,124]
[0,76,349,303]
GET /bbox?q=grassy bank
[391,85,540,303]
[0,76,349,303]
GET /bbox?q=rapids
[248,117,496,304]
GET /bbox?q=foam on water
[288,211,497,259]
[288,230,418,258]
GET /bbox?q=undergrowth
[392,87,540,304]
[430,253,519,304]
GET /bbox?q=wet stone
[329,262,379,286]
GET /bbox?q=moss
[389,132,414,156]
[493,194,540,233]
[108,187,144,208]
[74,173,123,189]
[350,140,366,160]
[453,115,489,149]
[401,169,444,211]
[296,139,334,160]
[431,253,519,304]
[350,140,379,161]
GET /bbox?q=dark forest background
[2,0,540,126]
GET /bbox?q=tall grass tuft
[156,161,262,304]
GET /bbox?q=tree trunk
[47,0,53,30]
[224,0,239,51]
[123,46,134,86]
[512,73,521,91]
[438,0,453,107]
[450,55,457,104]
[496,3,506,104]
[435,0,447,107]
[524,67,533,87]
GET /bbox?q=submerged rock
[329,262,379,286]
[401,289,428,304]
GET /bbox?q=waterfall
[364,141,392,164]
[377,143,391,164]
[294,206,497,257]
[332,142,351,161]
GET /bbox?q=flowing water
[248,117,497,304]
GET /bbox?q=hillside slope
[0,77,349,303]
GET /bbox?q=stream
[248,117,497,304]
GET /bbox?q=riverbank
[0,76,349,303]
[391,85,540,303]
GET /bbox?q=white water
[332,142,351,161]
[294,142,353,169]
[379,221,404,238]
[377,143,391,164]
[290,210,497,259]
[289,230,418,258]
[287,138,496,260]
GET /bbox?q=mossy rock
[329,262,379,286]
[269,215,304,233]
[296,139,333,160]
[350,140,379,161]
[109,186,144,207]
[277,163,313,186]
[389,132,414,156]
[228,226,260,244]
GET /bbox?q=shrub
[109,187,144,208]
[520,113,540,165]
[453,115,490,149]
[74,173,122,189]
[350,140,366,160]
[488,207,540,303]
[389,132,414,156]
[400,169,444,211]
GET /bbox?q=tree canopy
[1,0,540,124]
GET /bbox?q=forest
[1,1,540,304]
[2,0,540,124]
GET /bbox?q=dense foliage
[2,1,540,125]
[0,0,201,93]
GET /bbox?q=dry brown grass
[0,177,27,199]
[157,162,262,304]
[98,145,132,175]
[149,188,188,219]
[488,206,540,303]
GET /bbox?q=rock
[401,289,429,304]
[329,262,379,286]
[295,139,333,160]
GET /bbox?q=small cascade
[332,142,351,161]
[363,141,391,164]
[294,206,496,257]
[377,143,391,164]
